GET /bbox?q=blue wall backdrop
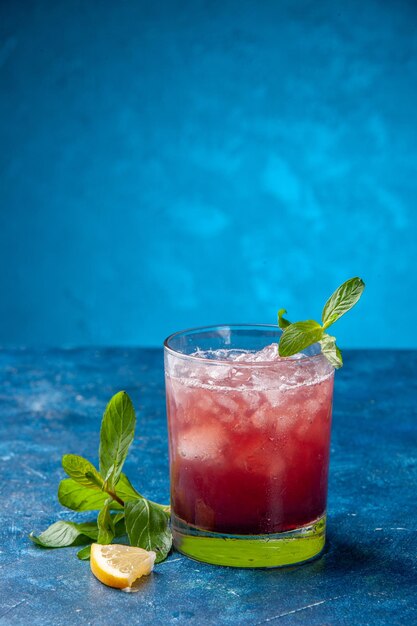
[1,0,416,348]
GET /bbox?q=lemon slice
[90,543,156,589]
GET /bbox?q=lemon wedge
[90,543,156,589]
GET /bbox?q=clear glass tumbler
[164,324,334,567]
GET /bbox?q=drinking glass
[164,324,334,567]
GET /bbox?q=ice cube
[234,351,256,362]
[245,391,265,410]
[230,367,253,384]
[252,343,279,362]
[251,408,269,429]
[196,389,218,412]
[273,410,299,435]
[231,344,279,363]
[303,398,323,417]
[205,364,232,382]
[251,390,290,428]
[215,394,240,413]
[295,397,325,438]
[263,388,285,408]
[178,423,226,461]
[295,416,314,439]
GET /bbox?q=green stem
[106,490,125,508]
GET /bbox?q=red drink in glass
[164,325,334,567]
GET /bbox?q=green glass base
[172,514,326,568]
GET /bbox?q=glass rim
[163,323,324,368]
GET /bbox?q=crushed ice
[167,343,333,390]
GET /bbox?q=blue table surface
[0,348,416,625]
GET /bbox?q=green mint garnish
[125,498,172,563]
[99,391,136,490]
[278,277,365,368]
[97,499,115,545]
[30,520,99,548]
[61,454,104,490]
[277,308,291,329]
[57,477,115,511]
[30,515,127,550]
[30,391,172,563]
[77,545,92,560]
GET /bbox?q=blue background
[1,0,416,348]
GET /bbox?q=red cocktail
[164,325,334,567]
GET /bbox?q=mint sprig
[30,391,172,563]
[278,277,365,368]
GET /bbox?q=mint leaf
[113,512,124,524]
[58,478,115,511]
[30,521,98,548]
[278,308,291,329]
[322,277,365,327]
[30,522,81,548]
[320,333,343,369]
[115,474,142,502]
[30,512,126,552]
[62,455,103,490]
[99,391,136,489]
[57,473,140,512]
[72,521,100,540]
[278,321,323,357]
[77,545,91,560]
[125,498,172,563]
[112,512,126,532]
[97,499,115,544]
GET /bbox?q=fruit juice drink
[165,340,334,540]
